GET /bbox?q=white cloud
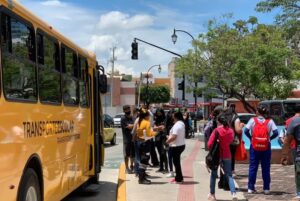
[97,11,154,32]
[19,0,198,78]
[41,0,63,6]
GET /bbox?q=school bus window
[2,14,37,101]
[1,14,11,52]
[37,33,61,104]
[61,46,79,105]
[78,57,89,107]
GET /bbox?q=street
[63,128,123,201]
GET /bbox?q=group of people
[205,102,300,201]
[120,102,300,201]
[205,104,279,201]
[120,105,189,184]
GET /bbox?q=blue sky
[19,0,277,77]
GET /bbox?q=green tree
[140,85,171,104]
[256,0,300,55]
[175,17,300,112]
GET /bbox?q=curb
[117,162,126,201]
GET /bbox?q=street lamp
[171,28,198,132]
[146,64,161,107]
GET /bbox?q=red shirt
[208,126,234,160]
[286,116,296,149]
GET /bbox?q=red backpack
[251,118,270,151]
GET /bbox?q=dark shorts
[123,141,135,158]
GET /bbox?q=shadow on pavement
[150,181,169,185]
[62,181,117,201]
[181,181,199,185]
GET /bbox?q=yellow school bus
[0,1,107,200]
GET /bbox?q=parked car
[104,114,114,127]
[103,127,116,145]
[237,113,256,124]
[113,113,124,127]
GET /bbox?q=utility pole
[110,47,116,107]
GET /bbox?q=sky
[19,0,278,77]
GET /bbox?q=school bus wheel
[17,168,42,201]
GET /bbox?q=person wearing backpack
[281,104,300,200]
[204,106,224,151]
[207,113,238,201]
[244,105,278,194]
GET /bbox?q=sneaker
[232,193,238,201]
[156,169,164,173]
[207,193,216,201]
[138,179,151,184]
[166,171,174,178]
[264,190,270,195]
[248,189,256,194]
[170,179,183,184]
[169,178,176,183]
[125,168,133,174]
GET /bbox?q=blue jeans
[248,145,271,191]
[210,159,236,194]
[134,140,142,174]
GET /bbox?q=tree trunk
[239,98,257,113]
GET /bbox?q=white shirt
[169,121,185,147]
[245,116,277,134]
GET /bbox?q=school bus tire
[17,168,42,201]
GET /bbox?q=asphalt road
[63,128,123,201]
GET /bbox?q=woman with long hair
[135,108,157,184]
[207,113,237,201]
[154,108,168,173]
[166,111,186,183]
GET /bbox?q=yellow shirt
[136,119,156,140]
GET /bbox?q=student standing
[244,105,278,194]
[166,111,186,183]
[282,104,300,200]
[135,109,157,184]
[207,114,238,201]
[121,105,135,174]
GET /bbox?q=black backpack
[205,130,220,170]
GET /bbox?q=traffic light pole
[133,37,182,58]
[132,37,185,101]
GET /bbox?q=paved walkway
[121,133,297,201]
[235,164,296,201]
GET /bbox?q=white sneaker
[264,190,270,195]
[232,193,238,201]
[248,189,256,194]
[207,193,216,201]
[166,171,174,178]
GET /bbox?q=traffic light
[131,42,138,60]
[178,81,184,90]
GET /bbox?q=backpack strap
[254,117,270,125]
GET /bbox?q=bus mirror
[99,74,108,93]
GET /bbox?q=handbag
[205,130,220,170]
[235,140,247,161]
[231,134,240,146]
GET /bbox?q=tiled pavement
[235,164,296,201]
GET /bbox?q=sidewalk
[124,133,246,201]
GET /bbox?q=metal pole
[138,72,142,107]
[146,73,149,106]
[182,74,185,101]
[110,47,116,107]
